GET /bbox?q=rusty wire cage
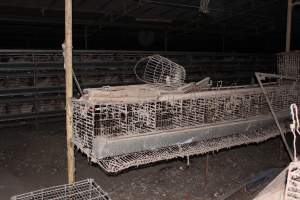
[134,55,186,89]
[11,179,111,200]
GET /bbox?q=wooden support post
[285,0,293,52]
[65,0,75,184]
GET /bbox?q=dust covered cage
[73,55,300,173]
[11,179,111,200]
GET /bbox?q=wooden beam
[65,0,75,184]
[286,0,293,52]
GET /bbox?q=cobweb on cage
[11,179,111,200]
[134,55,186,89]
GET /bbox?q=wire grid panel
[285,161,300,200]
[277,52,300,77]
[11,179,111,200]
[134,55,186,89]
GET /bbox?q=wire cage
[277,52,300,77]
[73,82,300,173]
[134,55,186,89]
[72,55,300,173]
[11,179,111,200]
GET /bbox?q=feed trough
[73,55,300,173]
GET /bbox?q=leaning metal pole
[65,0,75,183]
[255,72,293,161]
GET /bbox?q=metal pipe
[286,0,293,52]
[65,0,75,184]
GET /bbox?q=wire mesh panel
[285,160,300,200]
[74,84,299,138]
[277,52,300,77]
[285,104,300,200]
[134,55,186,89]
[11,179,111,200]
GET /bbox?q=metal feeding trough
[73,54,300,173]
[11,179,111,200]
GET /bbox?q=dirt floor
[0,123,291,200]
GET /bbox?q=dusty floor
[0,123,290,200]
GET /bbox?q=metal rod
[255,72,293,161]
[73,71,84,97]
[286,0,293,52]
[65,0,75,184]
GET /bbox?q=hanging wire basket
[134,55,186,89]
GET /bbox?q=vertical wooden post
[65,0,75,184]
[285,0,293,52]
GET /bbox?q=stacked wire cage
[277,52,300,77]
[11,179,111,200]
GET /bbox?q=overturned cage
[73,54,300,173]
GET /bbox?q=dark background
[0,0,299,52]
